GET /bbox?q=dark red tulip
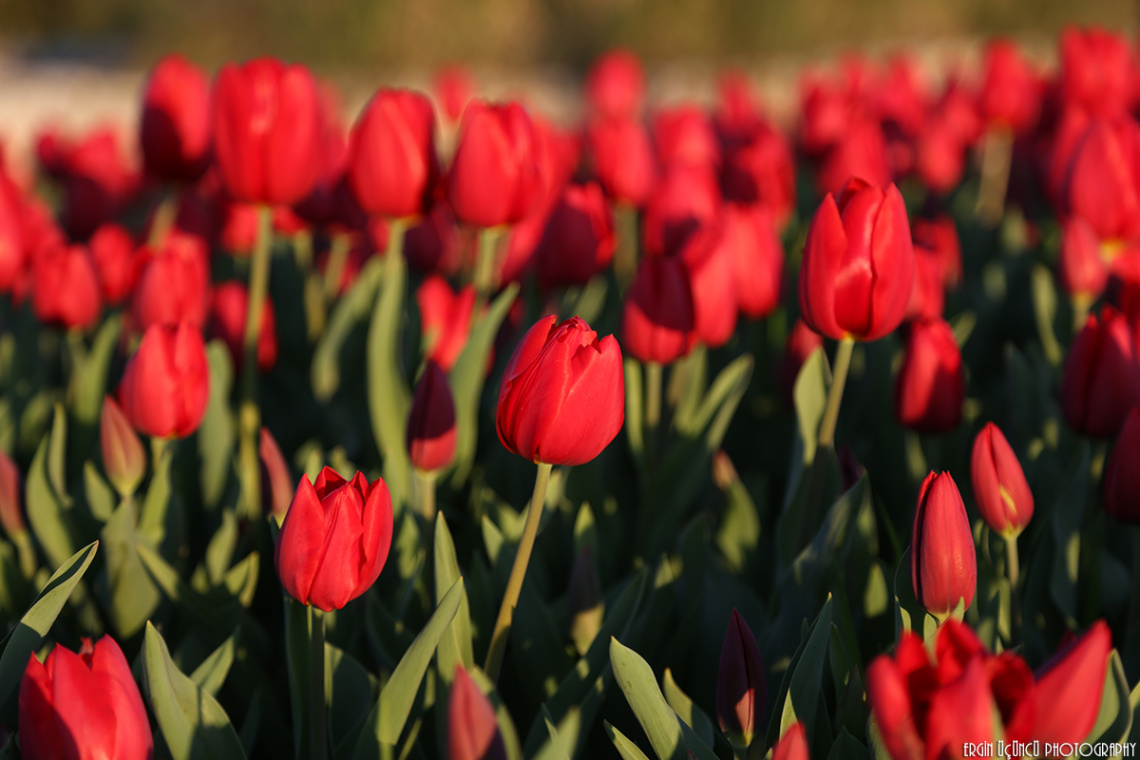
[535,182,616,289]
[496,315,624,466]
[714,71,765,147]
[679,222,738,348]
[100,396,146,498]
[447,100,538,228]
[979,39,1041,133]
[89,223,145,306]
[585,50,645,119]
[140,54,211,183]
[642,163,721,256]
[212,57,322,205]
[1060,26,1134,119]
[275,466,394,611]
[406,204,461,274]
[32,244,102,331]
[1061,306,1140,437]
[654,105,720,169]
[894,318,963,433]
[724,204,783,319]
[448,666,507,760]
[118,322,210,440]
[715,609,766,746]
[970,423,1034,536]
[877,54,928,140]
[904,245,946,322]
[416,275,476,371]
[407,361,457,473]
[292,82,352,229]
[1033,621,1112,747]
[0,449,23,536]
[1105,408,1140,523]
[55,126,140,240]
[586,116,657,207]
[207,282,278,372]
[1059,216,1109,302]
[622,255,696,365]
[720,123,796,226]
[348,89,438,220]
[19,636,153,760]
[798,177,914,342]
[131,231,210,332]
[260,427,293,519]
[1061,117,1140,243]
[911,471,976,617]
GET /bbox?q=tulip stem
[976,128,1013,227]
[147,190,178,248]
[414,468,438,522]
[474,227,501,309]
[150,436,169,473]
[309,606,327,760]
[484,461,553,683]
[238,204,274,520]
[613,203,639,292]
[817,337,855,450]
[1004,533,1022,638]
[644,361,662,462]
[323,233,352,302]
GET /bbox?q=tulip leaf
[198,341,236,510]
[826,728,870,760]
[1050,445,1089,627]
[793,347,828,466]
[433,513,474,685]
[610,636,719,760]
[892,547,939,641]
[1030,264,1064,366]
[0,540,97,712]
[99,496,162,638]
[313,258,382,402]
[70,314,121,426]
[354,578,462,755]
[449,283,518,486]
[605,721,653,760]
[83,461,115,524]
[667,346,707,431]
[768,596,833,749]
[142,621,247,760]
[532,705,579,760]
[25,406,77,570]
[1088,650,1132,747]
[327,642,378,757]
[662,669,715,747]
[189,634,236,698]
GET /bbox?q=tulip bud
[19,636,153,760]
[535,183,616,290]
[31,244,102,331]
[206,282,278,372]
[140,54,211,184]
[585,50,645,119]
[567,547,603,656]
[911,471,977,617]
[1061,306,1140,437]
[275,467,393,611]
[448,666,507,760]
[89,223,145,306]
[586,116,657,207]
[1060,27,1133,120]
[716,609,766,747]
[406,361,457,473]
[654,105,720,170]
[798,177,914,342]
[1033,621,1112,747]
[980,39,1041,133]
[970,422,1034,536]
[771,723,809,760]
[1061,118,1140,244]
[621,254,696,365]
[448,100,539,228]
[100,396,146,498]
[260,427,293,518]
[119,322,210,440]
[416,275,476,371]
[894,318,964,434]
[496,315,625,466]
[725,204,784,320]
[0,450,24,536]
[131,231,210,331]
[1059,216,1109,303]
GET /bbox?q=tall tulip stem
[309,606,327,760]
[818,337,855,450]
[474,226,501,308]
[484,461,553,683]
[414,468,438,522]
[1004,533,1022,637]
[239,204,274,520]
[614,203,639,291]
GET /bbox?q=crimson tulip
[100,396,146,498]
[585,50,645,119]
[911,215,962,288]
[130,231,210,331]
[1060,117,1140,244]
[1059,26,1133,119]
[1061,306,1140,437]
[911,471,976,617]
[348,88,438,220]
[586,116,656,207]
[654,104,720,169]
[621,254,696,365]
[720,123,796,225]
[448,666,506,760]
[724,204,783,320]
[679,222,738,348]
[416,275,476,371]
[715,609,766,746]
[119,322,210,439]
[1033,621,1112,747]
[496,315,624,466]
[207,282,278,372]
[31,244,102,330]
[894,318,963,433]
[970,422,1034,536]
[642,163,721,256]
[53,126,140,240]
[447,100,538,228]
[904,245,945,322]
[433,65,473,124]
[89,223,143,306]
[406,361,457,473]
[275,466,394,612]
[1104,408,1140,523]
[535,182,616,289]
[815,119,891,196]
[0,169,26,294]
[979,39,1041,133]
[1059,216,1110,303]
[140,54,211,183]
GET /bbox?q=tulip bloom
[1104,408,1140,523]
[1059,26,1133,119]
[725,204,784,320]
[585,50,645,119]
[496,315,624,466]
[447,101,538,228]
[586,116,656,207]
[19,636,153,760]
[1059,216,1110,303]
[1034,622,1112,747]
[904,245,946,322]
[1061,306,1140,437]
[348,88,439,220]
[894,318,964,434]
[130,231,210,331]
[31,244,102,331]
[416,275,476,371]
[212,57,322,205]
[89,223,145,306]
[622,254,696,365]
[119,323,210,440]
[679,222,738,348]
[911,471,977,617]
[654,105,720,169]
[140,54,211,183]
[641,163,721,256]
[716,609,766,746]
[798,177,914,342]
[406,361,457,473]
[275,467,394,612]
[100,397,146,498]
[448,666,507,760]
[970,423,1034,536]
[721,124,796,226]
[207,282,278,372]
[535,182,616,289]
[0,170,27,294]
[911,215,962,289]
[1061,118,1140,244]
[979,39,1041,134]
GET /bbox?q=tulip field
[3,25,1140,760]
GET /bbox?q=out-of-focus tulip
[119,322,210,440]
[678,222,738,348]
[32,244,102,331]
[979,40,1041,134]
[535,183,616,289]
[587,116,657,208]
[654,105,720,169]
[585,50,645,119]
[621,255,695,365]
[54,126,140,240]
[348,89,438,220]
[911,471,976,617]
[406,361,457,473]
[1033,621,1112,746]
[406,204,460,274]
[1059,216,1110,303]
[447,100,538,228]
[904,245,946,322]
[0,170,26,293]
[19,636,153,760]
[1061,306,1140,437]
[1061,117,1140,244]
[715,71,765,147]
[448,666,507,760]
[799,177,914,342]
[915,118,966,195]
[780,318,825,402]
[1105,408,1140,523]
[140,54,211,183]
[715,609,766,746]
[433,65,473,124]
[0,449,23,536]
[416,275,476,371]
[771,723,809,760]
[720,123,796,225]
[970,422,1034,537]
[894,318,963,433]
[207,282,278,372]
[212,57,322,205]
[724,204,784,319]
[1060,27,1134,119]
[816,119,891,196]
[130,231,210,331]
[912,215,962,288]
[642,163,721,256]
[496,315,624,466]
[100,396,146,498]
[89,223,145,305]
[259,427,293,519]
[292,81,351,229]
[275,466,394,611]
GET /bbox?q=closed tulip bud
[206,282,278,372]
[1062,118,1140,243]
[771,723,809,760]
[654,105,720,169]
[894,318,964,434]
[213,57,322,205]
[140,54,211,184]
[1104,408,1140,523]
[0,449,23,536]
[32,244,102,331]
[448,100,538,228]
[496,315,624,466]
[259,427,293,518]
[416,275,476,371]
[535,182,616,289]
[348,88,439,220]
[448,666,507,760]
[100,396,145,498]
[1034,621,1112,747]
[912,471,977,617]
[1060,27,1133,119]
[586,116,657,207]
[119,323,210,440]
[970,423,1034,536]
[621,254,696,365]
[716,609,766,747]
[585,50,645,119]
[1061,306,1140,437]
[725,204,783,320]
[19,636,153,760]
[904,246,945,322]
[679,222,738,348]
[131,231,210,331]
[980,40,1041,134]
[1059,216,1109,302]
[89,223,145,306]
[799,177,914,342]
[406,361,457,473]
[275,466,394,611]
[567,547,603,656]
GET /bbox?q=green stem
[644,361,662,463]
[147,191,178,249]
[309,606,327,760]
[976,128,1013,227]
[239,205,274,520]
[474,227,501,310]
[323,233,352,302]
[414,468,437,523]
[150,436,169,473]
[484,461,554,683]
[613,204,639,292]
[817,337,855,450]
[1005,533,1022,639]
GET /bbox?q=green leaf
[327,642,379,757]
[313,258,382,401]
[826,728,870,760]
[83,462,116,524]
[1088,650,1133,748]
[662,669,715,747]
[142,621,246,760]
[25,406,76,569]
[189,635,236,698]
[532,706,579,760]
[433,514,474,685]
[70,314,122,425]
[1051,446,1089,627]
[793,348,829,466]
[198,341,236,510]
[893,548,940,641]
[776,596,834,745]
[99,497,162,638]
[604,721,653,760]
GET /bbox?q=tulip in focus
[100,396,146,498]
[119,323,210,440]
[447,100,538,228]
[893,318,963,434]
[716,609,766,747]
[406,361,457,473]
[448,666,507,760]
[140,54,212,183]
[1060,306,1140,437]
[970,422,1034,536]
[911,471,976,617]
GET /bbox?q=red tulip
[55,126,140,240]
[207,282,278,372]
[535,182,616,289]
[130,231,210,331]
[275,466,394,611]
[496,315,624,466]
[406,204,460,274]
[915,117,966,195]
[654,105,720,169]
[89,223,145,305]
[678,222,738,348]
[970,423,1034,536]
[904,245,945,322]
[771,723,809,760]
[642,163,721,257]
[798,177,914,342]
[1060,26,1134,119]
[922,656,999,760]
[212,57,322,205]
[1061,117,1140,244]
[259,427,293,519]
[979,39,1041,133]
[0,449,24,536]
[31,244,102,331]
[119,323,210,440]
[1059,216,1110,302]
[292,81,352,229]
[911,471,976,617]
[348,89,438,220]
[1104,408,1140,523]
[724,204,784,320]
[448,666,507,760]
[447,100,538,228]
[1061,306,1140,437]
[714,71,765,146]
[406,361,457,473]
[0,169,27,293]
[19,636,153,760]
[815,119,891,197]
[715,609,766,746]
[720,123,796,225]
[621,254,696,365]
[433,65,473,124]
[894,318,963,433]
[1033,621,1112,747]
[416,275,476,371]
[140,54,211,183]
[911,215,962,288]
[100,396,146,498]
[780,318,825,402]
[585,50,645,119]
[586,116,657,207]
